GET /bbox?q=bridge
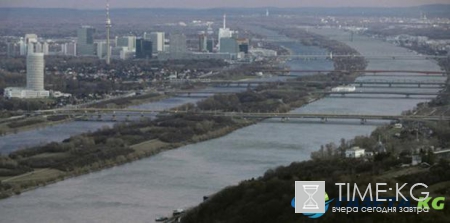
[42,109,450,124]
[257,69,448,75]
[170,79,445,89]
[161,90,439,98]
[277,54,450,60]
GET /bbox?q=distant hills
[0,4,449,18]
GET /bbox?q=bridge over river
[42,109,450,124]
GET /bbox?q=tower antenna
[223,14,226,29]
[106,0,111,65]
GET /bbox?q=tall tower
[106,0,112,65]
[26,44,45,91]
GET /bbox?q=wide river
[0,27,444,223]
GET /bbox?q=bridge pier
[281,117,290,122]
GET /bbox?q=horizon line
[0,4,449,11]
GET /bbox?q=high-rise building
[63,42,77,56]
[199,34,208,52]
[136,39,152,59]
[19,38,27,56]
[220,37,238,55]
[148,32,165,53]
[7,42,19,57]
[206,39,214,52]
[26,46,44,91]
[42,42,49,55]
[96,41,107,59]
[4,44,49,98]
[116,36,136,51]
[77,26,96,56]
[169,34,187,59]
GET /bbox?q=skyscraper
[169,33,187,59]
[77,26,96,56]
[206,39,214,53]
[148,32,165,53]
[220,37,238,55]
[19,38,27,56]
[116,36,136,51]
[4,43,49,98]
[96,41,107,59]
[136,39,152,59]
[42,42,49,55]
[199,34,208,52]
[26,45,44,91]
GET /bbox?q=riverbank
[0,30,367,200]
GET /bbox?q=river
[0,27,444,223]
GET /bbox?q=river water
[0,27,444,223]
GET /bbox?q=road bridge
[261,69,447,75]
[171,79,445,89]
[160,90,439,98]
[278,54,449,60]
[42,109,450,124]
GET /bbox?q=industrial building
[218,14,236,50]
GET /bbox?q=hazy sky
[0,0,448,9]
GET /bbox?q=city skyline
[0,0,449,9]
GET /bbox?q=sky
[0,0,449,9]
